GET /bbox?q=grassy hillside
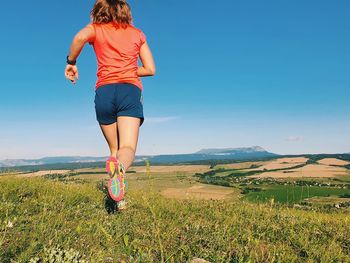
[1,176,350,262]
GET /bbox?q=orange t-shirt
[90,23,146,90]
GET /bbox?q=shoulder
[86,23,99,34]
[89,23,102,30]
[89,22,112,30]
[85,23,97,44]
[128,25,146,45]
[128,24,145,35]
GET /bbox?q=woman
[64,0,156,211]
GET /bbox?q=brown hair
[90,0,133,25]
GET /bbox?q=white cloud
[285,136,303,142]
[145,116,179,124]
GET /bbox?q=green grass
[1,176,350,262]
[244,185,350,204]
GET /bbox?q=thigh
[117,116,140,151]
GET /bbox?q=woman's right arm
[137,42,156,77]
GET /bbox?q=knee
[118,145,136,162]
[119,145,136,154]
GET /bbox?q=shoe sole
[107,177,125,202]
[106,157,126,202]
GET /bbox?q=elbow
[149,66,156,76]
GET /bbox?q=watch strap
[66,55,76,65]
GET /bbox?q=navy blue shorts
[94,83,144,126]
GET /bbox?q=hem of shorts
[97,120,117,125]
[98,116,144,126]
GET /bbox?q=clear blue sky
[0,0,349,159]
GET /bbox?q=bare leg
[99,122,119,158]
[116,116,141,170]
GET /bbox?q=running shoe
[105,156,126,202]
[109,158,127,191]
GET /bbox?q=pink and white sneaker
[105,156,126,202]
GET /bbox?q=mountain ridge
[196,146,266,154]
[0,146,276,167]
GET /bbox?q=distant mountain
[145,146,278,164]
[196,146,266,154]
[0,146,278,168]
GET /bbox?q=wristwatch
[66,55,76,65]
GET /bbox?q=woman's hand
[64,64,79,84]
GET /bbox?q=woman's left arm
[65,24,95,84]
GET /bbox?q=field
[250,164,348,179]
[244,185,350,204]
[1,156,350,262]
[195,157,350,204]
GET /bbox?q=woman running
[64,0,156,211]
